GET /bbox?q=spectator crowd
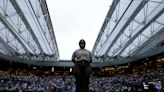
[0,58,164,92]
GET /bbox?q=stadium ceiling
[0,0,59,62]
[92,0,164,65]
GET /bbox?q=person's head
[79,39,85,49]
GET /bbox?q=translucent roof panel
[93,0,164,63]
[0,22,26,54]
[156,13,164,25]
[108,20,142,56]
[0,0,59,62]
[6,13,40,54]
[16,0,52,54]
[94,0,143,56]
[119,2,164,56]
[0,41,11,55]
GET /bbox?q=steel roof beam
[0,13,29,53]
[0,36,17,56]
[39,0,59,57]
[27,0,54,53]
[105,0,148,55]
[132,27,164,56]
[118,7,164,56]
[92,0,120,54]
[10,0,44,54]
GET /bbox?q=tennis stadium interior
[0,0,164,91]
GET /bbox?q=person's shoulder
[84,49,91,53]
[76,49,81,51]
[73,49,81,53]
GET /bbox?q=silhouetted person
[72,39,92,92]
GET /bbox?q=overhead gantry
[0,0,59,62]
[92,0,164,66]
